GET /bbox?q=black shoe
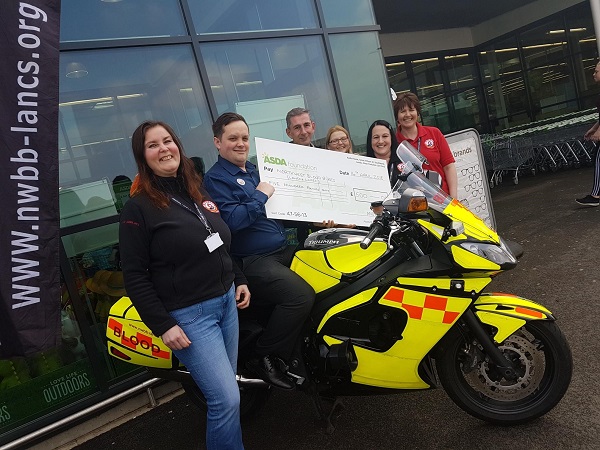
[246,355,295,390]
[576,195,600,206]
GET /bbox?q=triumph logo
[306,239,339,247]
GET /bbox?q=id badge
[205,232,224,253]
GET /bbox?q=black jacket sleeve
[119,200,177,337]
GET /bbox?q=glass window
[420,94,452,132]
[483,75,530,131]
[412,57,443,98]
[451,88,483,132]
[411,57,451,131]
[200,36,339,155]
[329,32,394,154]
[0,273,99,435]
[444,53,477,91]
[59,45,214,188]
[520,19,569,69]
[320,0,376,28]
[478,36,522,82]
[189,0,317,34]
[387,61,412,101]
[526,62,577,120]
[60,0,186,42]
[566,5,598,104]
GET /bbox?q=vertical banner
[0,1,61,357]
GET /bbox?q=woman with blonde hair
[325,125,353,153]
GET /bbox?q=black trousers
[238,246,315,360]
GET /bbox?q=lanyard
[170,196,213,233]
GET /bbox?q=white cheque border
[255,137,391,227]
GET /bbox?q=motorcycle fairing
[474,293,554,343]
[317,288,378,333]
[320,284,472,389]
[292,250,341,293]
[106,296,173,368]
[450,246,501,271]
[292,241,388,293]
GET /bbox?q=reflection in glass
[60,0,186,42]
[483,75,530,131]
[520,19,568,69]
[387,61,411,101]
[478,36,522,82]
[330,32,394,154]
[526,63,577,120]
[201,36,339,152]
[190,0,316,34]
[59,46,214,188]
[451,88,482,131]
[320,0,376,28]
[445,53,477,91]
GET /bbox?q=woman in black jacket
[119,120,249,450]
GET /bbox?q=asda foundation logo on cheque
[263,154,288,165]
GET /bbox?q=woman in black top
[366,119,402,184]
[119,120,249,450]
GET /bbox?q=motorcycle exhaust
[326,340,358,373]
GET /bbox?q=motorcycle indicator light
[407,197,427,212]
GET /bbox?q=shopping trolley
[483,135,535,187]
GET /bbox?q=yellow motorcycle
[107,143,572,431]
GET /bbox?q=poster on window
[0,0,62,357]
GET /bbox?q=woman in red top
[393,93,457,197]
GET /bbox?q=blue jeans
[169,284,243,450]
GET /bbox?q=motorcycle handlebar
[360,221,384,249]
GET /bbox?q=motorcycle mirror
[442,221,465,242]
[384,187,428,214]
[425,170,442,187]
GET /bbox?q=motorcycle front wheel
[182,382,271,421]
[436,320,572,425]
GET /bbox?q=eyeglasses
[328,136,349,145]
[464,179,483,192]
[460,164,480,176]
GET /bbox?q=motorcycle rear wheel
[437,320,572,425]
[182,382,271,421]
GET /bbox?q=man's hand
[235,284,251,309]
[313,220,356,229]
[161,325,191,350]
[256,182,275,198]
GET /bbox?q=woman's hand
[161,325,191,350]
[235,284,251,309]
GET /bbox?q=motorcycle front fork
[461,309,518,380]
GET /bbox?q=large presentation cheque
[256,138,391,227]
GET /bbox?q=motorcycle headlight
[460,241,517,266]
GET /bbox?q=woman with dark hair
[393,92,457,197]
[119,120,250,450]
[366,119,402,183]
